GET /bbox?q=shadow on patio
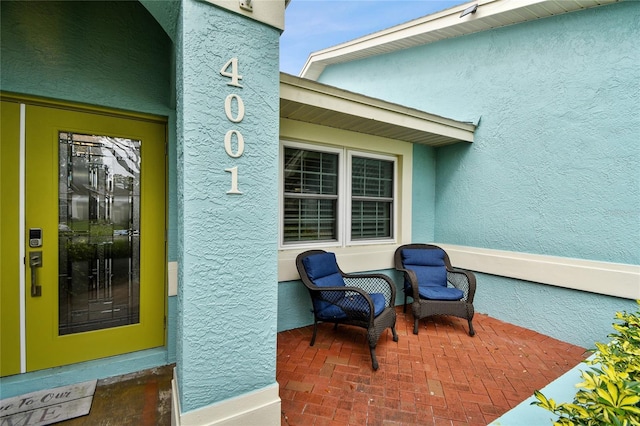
[277,306,588,426]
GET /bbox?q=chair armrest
[343,273,396,307]
[310,285,378,322]
[395,268,421,302]
[446,268,476,303]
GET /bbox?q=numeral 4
[220,58,242,88]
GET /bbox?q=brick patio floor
[277,306,589,426]
[54,306,588,425]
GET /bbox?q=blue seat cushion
[316,293,386,321]
[418,286,464,301]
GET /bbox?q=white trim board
[19,103,26,373]
[278,244,640,300]
[438,244,640,300]
[172,368,281,426]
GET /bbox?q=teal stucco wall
[0,0,176,397]
[1,1,172,117]
[412,144,437,243]
[175,0,280,413]
[316,2,640,349]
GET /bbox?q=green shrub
[533,301,640,425]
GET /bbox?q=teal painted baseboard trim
[490,356,595,425]
[0,347,169,399]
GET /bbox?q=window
[281,142,396,247]
[349,153,394,241]
[283,146,339,242]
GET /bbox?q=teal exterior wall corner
[315,1,640,349]
[175,0,280,414]
[411,144,437,243]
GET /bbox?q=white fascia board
[203,0,285,31]
[280,76,475,141]
[300,0,615,79]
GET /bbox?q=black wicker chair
[296,250,398,370]
[394,244,476,336]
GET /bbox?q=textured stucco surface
[176,0,280,413]
[411,144,437,242]
[315,2,640,348]
[0,1,172,117]
[474,274,637,349]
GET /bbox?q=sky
[280,0,468,75]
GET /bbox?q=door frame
[0,93,169,376]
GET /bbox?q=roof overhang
[280,73,476,146]
[300,0,620,80]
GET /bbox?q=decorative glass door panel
[23,104,166,372]
[58,132,142,335]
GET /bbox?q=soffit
[280,73,475,146]
[300,0,620,80]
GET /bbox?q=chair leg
[403,293,407,313]
[468,319,476,337]
[391,325,399,342]
[310,320,318,346]
[369,346,379,371]
[413,318,419,335]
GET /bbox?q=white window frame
[346,150,397,246]
[280,141,344,249]
[280,140,397,249]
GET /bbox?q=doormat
[0,380,97,426]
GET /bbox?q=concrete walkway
[57,365,173,426]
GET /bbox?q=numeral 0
[224,94,245,123]
[224,130,245,158]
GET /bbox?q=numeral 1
[225,166,242,194]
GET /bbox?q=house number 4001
[220,57,245,194]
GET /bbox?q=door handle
[29,251,42,297]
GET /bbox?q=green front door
[1,98,167,375]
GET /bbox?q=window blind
[351,156,393,240]
[283,147,338,242]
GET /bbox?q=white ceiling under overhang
[280,73,476,147]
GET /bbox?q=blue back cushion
[401,248,447,288]
[402,248,445,267]
[302,252,346,308]
[303,252,343,284]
